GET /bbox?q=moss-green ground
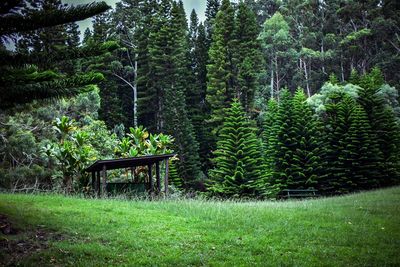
[1,187,399,266]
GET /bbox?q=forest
[1,0,400,199]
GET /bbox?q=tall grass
[1,187,399,266]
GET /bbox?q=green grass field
[1,187,399,266]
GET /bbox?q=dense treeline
[1,0,400,197]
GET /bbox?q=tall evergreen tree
[356,68,400,186]
[205,0,220,46]
[342,104,381,190]
[268,89,295,196]
[206,0,235,135]
[145,0,202,186]
[233,2,262,112]
[66,22,80,48]
[0,0,112,108]
[289,89,323,189]
[136,0,158,131]
[82,27,92,44]
[259,98,279,193]
[208,100,265,197]
[188,15,213,173]
[321,92,354,194]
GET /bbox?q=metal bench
[279,189,319,199]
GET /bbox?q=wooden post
[156,161,161,194]
[102,165,107,197]
[91,172,95,193]
[96,171,101,197]
[148,164,153,193]
[164,159,169,195]
[131,167,136,183]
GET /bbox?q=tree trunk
[303,59,311,97]
[133,54,138,127]
[270,59,274,99]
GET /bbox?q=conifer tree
[206,0,235,135]
[83,27,92,44]
[66,22,80,48]
[208,100,265,197]
[164,1,202,182]
[169,160,184,189]
[342,104,381,190]
[205,0,220,46]
[189,16,213,173]
[321,93,354,194]
[259,98,278,193]
[289,89,324,189]
[233,2,262,112]
[146,0,202,186]
[268,89,295,196]
[0,0,112,108]
[136,0,158,131]
[261,98,279,159]
[356,68,400,186]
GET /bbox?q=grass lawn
[0,187,399,266]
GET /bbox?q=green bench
[279,189,319,199]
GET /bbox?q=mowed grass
[0,187,399,266]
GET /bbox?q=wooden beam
[156,161,160,194]
[164,159,169,195]
[96,171,101,197]
[148,164,153,193]
[102,165,107,197]
[91,172,95,193]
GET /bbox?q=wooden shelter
[85,154,175,197]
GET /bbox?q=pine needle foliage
[208,100,265,197]
[289,89,324,189]
[0,0,113,108]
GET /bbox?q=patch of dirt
[0,214,65,266]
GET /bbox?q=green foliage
[260,98,279,191]
[206,0,236,135]
[208,100,265,197]
[289,89,323,189]
[168,159,184,189]
[115,126,174,158]
[51,116,96,193]
[0,0,113,108]
[355,68,400,186]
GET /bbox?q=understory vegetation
[1,187,399,266]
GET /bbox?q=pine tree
[169,160,184,189]
[188,15,213,173]
[85,10,134,129]
[167,1,201,186]
[269,89,295,196]
[289,89,324,189]
[206,0,235,135]
[144,0,202,186]
[261,98,278,176]
[0,0,112,108]
[136,0,158,131]
[208,100,265,197]
[259,98,279,193]
[205,0,220,46]
[233,2,262,112]
[356,68,400,186]
[66,22,80,48]
[83,27,92,44]
[321,92,354,194]
[342,104,381,190]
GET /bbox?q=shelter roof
[85,154,175,172]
